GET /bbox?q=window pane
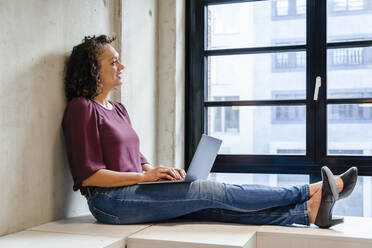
[327,47,372,99]
[334,176,372,217]
[296,0,306,15]
[277,0,289,16]
[333,0,347,11]
[207,53,306,101]
[349,0,364,11]
[327,104,372,156]
[207,106,306,155]
[327,0,372,43]
[207,1,306,50]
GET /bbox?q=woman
[62,35,358,228]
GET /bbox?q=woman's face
[98,44,124,91]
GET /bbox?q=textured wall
[0,0,120,236]
[156,0,185,168]
[121,0,158,164]
[121,0,185,168]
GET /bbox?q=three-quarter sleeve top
[62,97,149,195]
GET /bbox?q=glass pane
[327,47,372,98]
[334,176,371,217]
[327,0,372,43]
[327,47,372,99]
[207,53,306,101]
[207,105,306,155]
[207,0,306,50]
[327,104,372,156]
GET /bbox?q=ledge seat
[257,217,372,248]
[0,230,124,248]
[127,222,258,248]
[127,217,372,248]
[28,215,150,238]
[0,214,151,248]
[1,215,372,248]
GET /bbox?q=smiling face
[98,44,124,91]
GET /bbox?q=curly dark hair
[64,35,116,102]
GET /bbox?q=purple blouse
[62,97,148,195]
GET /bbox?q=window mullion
[308,0,327,170]
[185,0,205,169]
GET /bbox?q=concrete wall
[0,0,121,236]
[157,0,185,169]
[122,0,185,168]
[121,0,158,164]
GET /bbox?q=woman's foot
[338,167,358,199]
[308,186,322,224]
[308,166,357,226]
[314,167,344,228]
[308,177,343,223]
[308,166,351,228]
[309,177,343,197]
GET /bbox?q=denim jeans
[86,180,310,226]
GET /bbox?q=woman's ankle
[309,182,321,197]
[307,189,321,224]
[336,177,344,193]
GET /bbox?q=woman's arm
[141,163,154,172]
[82,169,145,187]
[82,166,183,188]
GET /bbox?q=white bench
[1,215,372,248]
[0,215,150,248]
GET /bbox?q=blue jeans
[86,180,310,226]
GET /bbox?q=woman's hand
[175,168,187,179]
[142,165,187,182]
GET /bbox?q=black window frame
[186,0,372,183]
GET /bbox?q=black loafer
[338,167,358,200]
[314,166,344,228]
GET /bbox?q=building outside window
[274,44,372,70]
[272,91,372,122]
[273,0,372,17]
[213,96,240,134]
[273,0,306,18]
[331,0,371,12]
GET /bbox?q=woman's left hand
[174,168,187,180]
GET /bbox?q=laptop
[138,134,222,184]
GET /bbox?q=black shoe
[338,167,358,200]
[314,166,344,228]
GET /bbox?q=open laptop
[138,134,222,184]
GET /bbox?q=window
[213,96,240,133]
[273,51,306,70]
[277,149,306,154]
[331,0,371,12]
[296,0,306,15]
[272,0,306,18]
[272,90,372,122]
[273,42,372,70]
[329,104,372,121]
[276,0,289,16]
[186,0,372,184]
[329,47,372,67]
